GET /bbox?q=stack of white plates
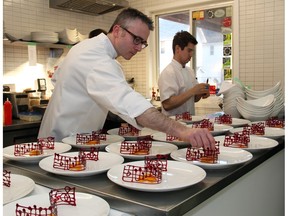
[218,81,245,118]
[236,94,276,121]
[58,28,79,44]
[31,31,59,43]
[245,81,284,117]
[78,31,88,41]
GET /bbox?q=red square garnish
[265,117,285,128]
[14,143,43,156]
[120,140,152,155]
[176,112,192,121]
[192,119,214,131]
[37,136,55,150]
[144,154,168,171]
[223,132,250,148]
[186,141,220,163]
[53,153,86,171]
[49,186,76,206]
[15,203,57,216]
[118,123,139,136]
[3,170,11,187]
[79,147,99,161]
[215,114,232,124]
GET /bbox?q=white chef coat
[38,33,153,141]
[158,59,198,116]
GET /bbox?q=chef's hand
[192,83,210,96]
[180,127,215,150]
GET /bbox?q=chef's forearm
[135,107,187,138]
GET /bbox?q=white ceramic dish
[107,160,206,192]
[39,151,124,177]
[62,134,125,149]
[105,141,178,160]
[170,146,253,169]
[3,174,35,204]
[229,127,285,140]
[3,142,72,163]
[107,127,156,141]
[3,192,110,216]
[186,123,233,136]
[151,131,190,147]
[214,135,279,152]
[170,115,205,124]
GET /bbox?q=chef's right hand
[180,127,215,150]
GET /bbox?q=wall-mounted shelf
[3,39,73,49]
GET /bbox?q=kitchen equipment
[3,92,29,118]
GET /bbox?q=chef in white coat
[38,8,215,150]
[158,31,210,116]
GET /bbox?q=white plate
[212,117,251,127]
[3,192,110,216]
[107,127,155,141]
[107,160,206,192]
[186,123,233,136]
[249,121,285,129]
[170,146,253,169]
[170,115,205,124]
[3,174,35,204]
[151,131,190,147]
[105,141,178,160]
[62,134,125,149]
[39,151,124,177]
[215,135,279,152]
[229,127,285,140]
[3,142,72,163]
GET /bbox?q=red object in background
[222,17,232,27]
[3,98,12,125]
[209,85,216,94]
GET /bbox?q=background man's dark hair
[172,31,198,54]
[89,28,107,38]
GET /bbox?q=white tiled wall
[3,0,285,96]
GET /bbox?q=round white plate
[3,174,35,205]
[105,141,178,160]
[3,142,72,163]
[62,134,125,149]
[107,127,156,141]
[212,118,251,127]
[151,131,190,147]
[39,151,124,177]
[229,127,285,140]
[3,192,110,216]
[170,146,253,169]
[215,135,279,152]
[186,123,233,136]
[107,160,206,192]
[249,121,285,129]
[170,115,205,124]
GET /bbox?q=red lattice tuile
[79,147,99,161]
[76,131,106,145]
[249,122,265,135]
[118,123,140,136]
[53,153,86,171]
[214,114,232,124]
[15,203,57,216]
[175,112,192,121]
[166,134,182,142]
[186,141,220,163]
[37,136,55,150]
[192,119,214,131]
[144,154,168,171]
[265,117,285,128]
[49,186,76,206]
[120,140,152,155]
[223,131,250,148]
[122,164,162,184]
[3,170,11,187]
[14,143,43,157]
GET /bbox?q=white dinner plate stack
[236,94,276,121]
[217,81,245,118]
[31,31,59,43]
[244,81,284,118]
[58,28,79,44]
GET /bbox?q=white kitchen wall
[3,0,285,96]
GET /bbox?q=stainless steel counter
[3,137,284,216]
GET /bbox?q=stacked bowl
[244,81,284,118]
[31,32,59,43]
[236,94,276,121]
[217,81,245,118]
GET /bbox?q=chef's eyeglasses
[120,26,148,49]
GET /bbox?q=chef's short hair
[172,31,198,54]
[108,7,154,32]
